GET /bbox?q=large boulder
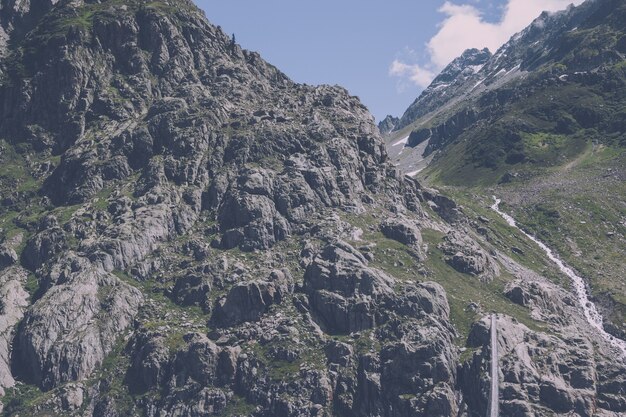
[390,281,451,321]
[304,241,395,334]
[422,189,463,223]
[172,334,221,386]
[438,231,499,281]
[217,192,291,251]
[170,273,212,311]
[380,217,423,250]
[14,255,143,390]
[127,331,170,394]
[126,331,242,414]
[324,340,353,367]
[213,269,293,327]
[504,280,572,324]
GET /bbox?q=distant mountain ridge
[377,114,399,134]
[394,47,492,132]
[387,0,626,361]
[388,0,626,174]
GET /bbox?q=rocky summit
[0,0,625,416]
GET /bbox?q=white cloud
[390,0,585,88]
[389,59,436,89]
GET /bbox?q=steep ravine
[492,197,626,356]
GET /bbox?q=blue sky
[196,0,582,121]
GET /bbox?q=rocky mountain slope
[377,115,398,135]
[0,0,625,416]
[393,47,492,133]
[387,0,626,169]
[385,0,626,341]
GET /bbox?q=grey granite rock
[439,231,500,281]
[378,115,399,135]
[127,331,170,393]
[0,245,18,268]
[22,226,67,270]
[0,267,29,394]
[304,241,395,334]
[380,216,423,250]
[213,269,293,327]
[14,255,143,390]
[460,314,619,417]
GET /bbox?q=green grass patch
[341,203,546,343]
[369,233,421,284]
[217,394,256,417]
[96,336,136,415]
[521,132,587,165]
[24,273,40,300]
[438,188,567,285]
[353,330,382,354]
[1,384,45,416]
[0,140,41,195]
[420,228,545,342]
[113,269,207,334]
[92,186,115,212]
[144,1,179,15]
[251,339,305,383]
[459,346,480,363]
[433,143,626,335]
[513,180,626,333]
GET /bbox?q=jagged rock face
[127,283,459,417]
[0,267,29,395]
[0,243,18,268]
[505,280,573,325]
[380,217,423,252]
[0,0,387,398]
[458,264,626,417]
[126,331,239,415]
[461,315,626,417]
[304,241,396,334]
[1,0,385,211]
[395,48,491,132]
[0,0,442,413]
[0,0,624,416]
[377,115,399,135]
[397,0,623,133]
[438,231,500,281]
[408,108,478,154]
[14,254,143,390]
[213,269,293,327]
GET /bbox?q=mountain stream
[491,197,626,356]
